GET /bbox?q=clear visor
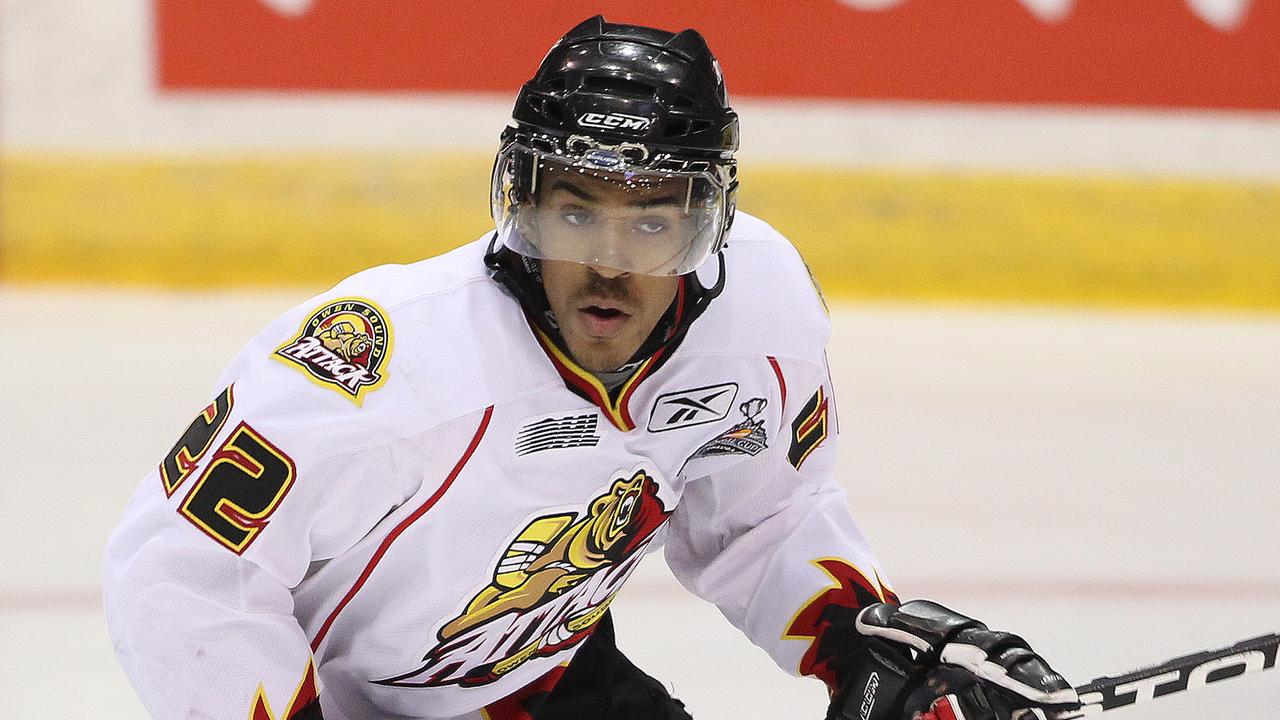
[492,143,727,276]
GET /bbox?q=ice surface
[2,287,1276,719]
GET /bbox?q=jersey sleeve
[662,354,898,694]
[103,298,411,719]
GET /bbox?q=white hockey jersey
[104,212,896,720]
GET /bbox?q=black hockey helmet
[489,15,740,277]
[485,16,738,374]
[510,15,739,163]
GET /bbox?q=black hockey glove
[828,600,1079,720]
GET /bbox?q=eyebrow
[550,179,598,203]
[549,179,683,209]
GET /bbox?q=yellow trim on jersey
[873,567,896,602]
[789,387,829,470]
[531,325,656,432]
[249,658,317,720]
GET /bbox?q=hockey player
[104,16,1080,720]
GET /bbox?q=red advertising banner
[156,1,1280,110]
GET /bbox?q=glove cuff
[828,636,924,720]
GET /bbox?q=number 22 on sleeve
[177,421,297,554]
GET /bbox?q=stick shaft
[1057,632,1279,717]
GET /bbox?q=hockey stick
[1050,631,1279,717]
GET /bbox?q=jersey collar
[526,277,687,432]
[487,239,726,431]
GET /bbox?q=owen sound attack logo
[376,466,671,688]
[274,297,393,405]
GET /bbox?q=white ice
[1,287,1276,719]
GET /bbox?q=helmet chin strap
[626,251,725,364]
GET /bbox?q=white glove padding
[828,600,1079,720]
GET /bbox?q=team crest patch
[687,397,769,464]
[274,297,393,404]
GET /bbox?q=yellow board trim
[3,152,1278,311]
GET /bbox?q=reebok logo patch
[647,383,738,433]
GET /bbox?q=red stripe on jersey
[767,356,787,412]
[667,276,687,338]
[783,558,890,693]
[310,406,494,651]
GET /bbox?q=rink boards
[5,149,1280,310]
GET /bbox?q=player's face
[537,173,682,372]
[541,259,679,373]
[493,145,728,277]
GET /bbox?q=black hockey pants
[291,612,691,719]
[532,612,694,720]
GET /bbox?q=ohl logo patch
[274,297,393,405]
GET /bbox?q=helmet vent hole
[524,96,564,124]
[665,117,714,137]
[582,76,656,99]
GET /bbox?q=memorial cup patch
[274,298,392,404]
[689,397,769,462]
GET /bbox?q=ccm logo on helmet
[576,112,653,131]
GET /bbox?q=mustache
[572,272,633,305]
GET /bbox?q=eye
[634,217,669,234]
[560,205,594,226]
[615,495,636,527]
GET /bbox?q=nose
[585,262,629,280]
[584,221,633,278]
